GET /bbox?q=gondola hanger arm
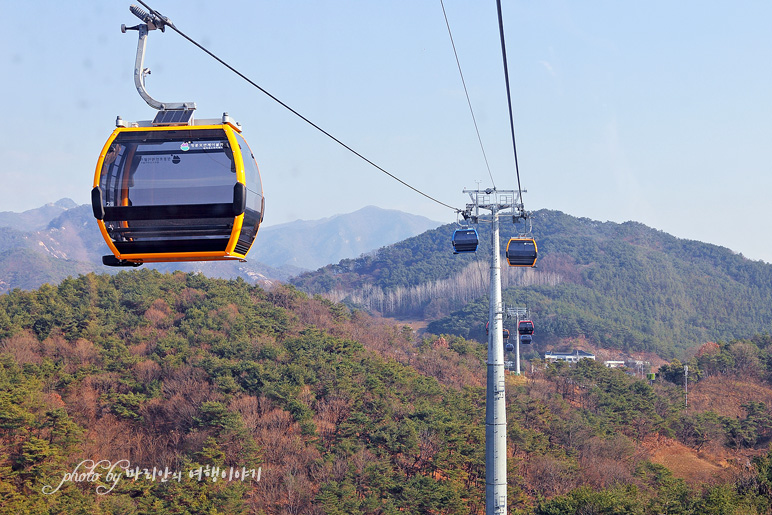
[121,5,195,112]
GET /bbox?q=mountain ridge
[254,205,440,270]
[0,198,78,232]
[0,200,441,292]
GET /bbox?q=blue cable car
[505,237,538,267]
[452,228,479,254]
[505,342,515,352]
[520,334,532,345]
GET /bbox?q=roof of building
[545,349,596,358]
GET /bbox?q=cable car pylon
[461,187,529,515]
[507,306,528,375]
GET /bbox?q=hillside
[0,271,483,513]
[1,271,771,513]
[293,209,772,357]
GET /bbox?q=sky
[2,1,771,262]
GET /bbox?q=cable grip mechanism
[121,4,195,112]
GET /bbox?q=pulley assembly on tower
[451,188,537,268]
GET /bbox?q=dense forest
[294,209,772,356]
[1,271,772,513]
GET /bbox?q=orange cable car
[92,115,264,266]
[505,237,537,267]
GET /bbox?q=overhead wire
[134,0,462,213]
[494,0,525,210]
[439,0,496,190]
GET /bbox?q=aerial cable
[495,0,525,210]
[439,0,496,190]
[133,0,462,213]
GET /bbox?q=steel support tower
[462,188,526,515]
[507,306,527,376]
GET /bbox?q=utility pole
[462,188,526,515]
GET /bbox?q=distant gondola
[519,334,532,345]
[505,342,515,352]
[518,320,534,335]
[505,237,537,267]
[485,322,511,341]
[452,228,479,254]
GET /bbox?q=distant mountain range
[0,198,78,231]
[0,199,440,293]
[251,206,440,270]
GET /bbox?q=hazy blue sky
[2,1,771,261]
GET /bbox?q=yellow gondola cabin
[92,114,264,267]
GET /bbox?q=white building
[544,350,596,363]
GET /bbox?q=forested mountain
[1,271,772,514]
[292,209,772,357]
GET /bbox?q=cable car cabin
[485,322,511,341]
[505,342,515,352]
[518,320,534,335]
[520,334,532,345]
[452,228,479,254]
[505,237,538,267]
[92,115,264,266]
